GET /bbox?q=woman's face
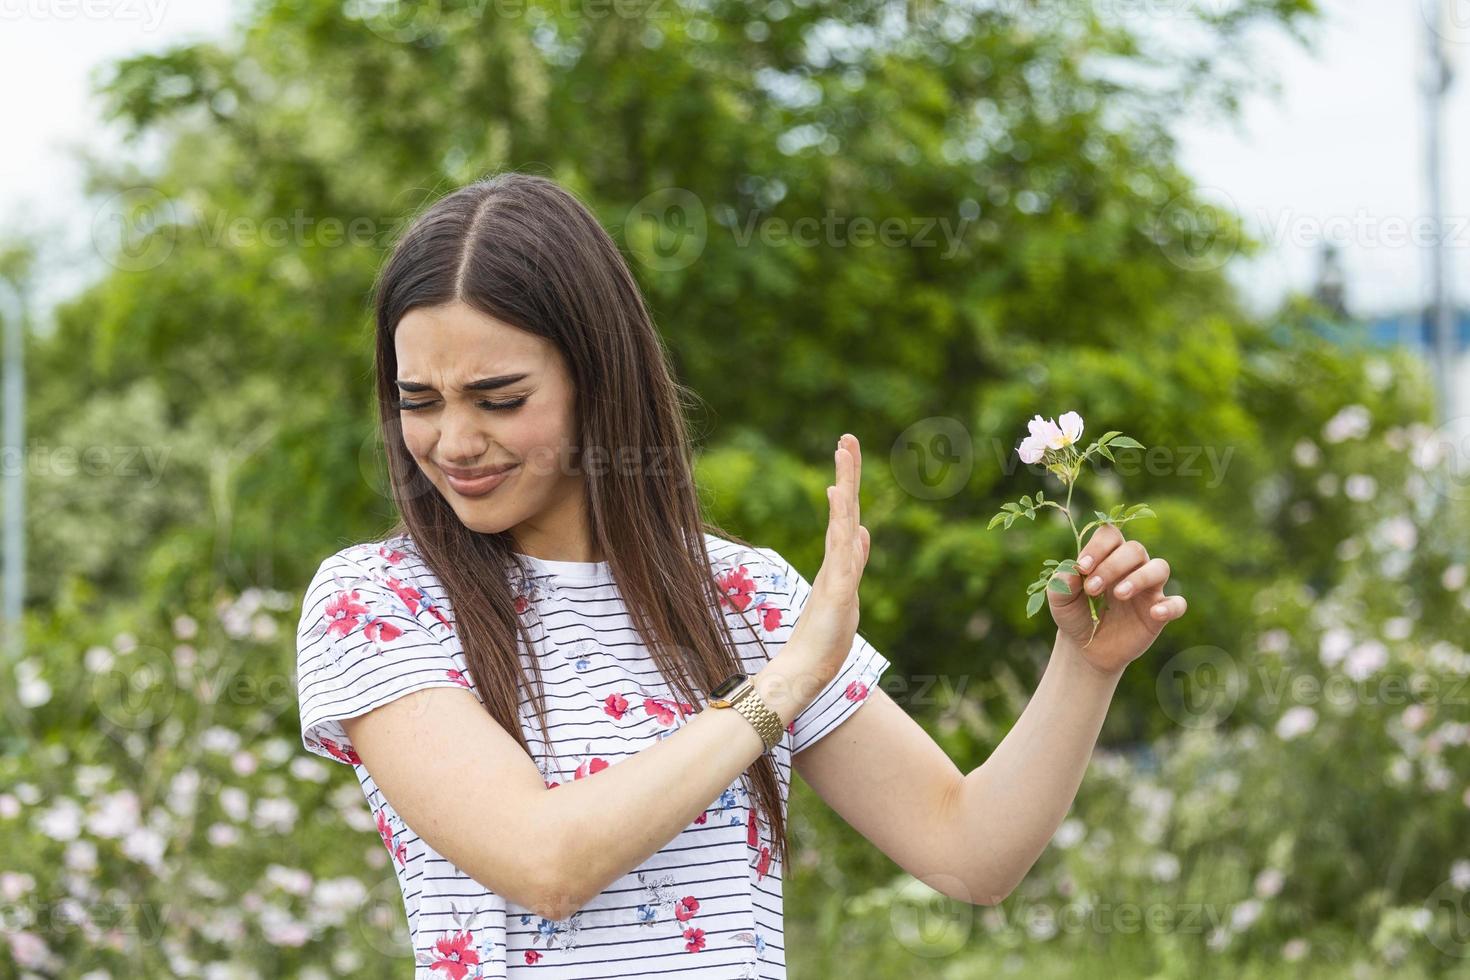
[394,300,585,553]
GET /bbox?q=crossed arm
[794,632,1122,906]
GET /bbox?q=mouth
[441,463,518,497]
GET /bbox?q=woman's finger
[1149,594,1188,622]
[1084,537,1147,597]
[844,433,861,533]
[1077,523,1124,579]
[1113,556,1170,602]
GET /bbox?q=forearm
[948,633,1123,904]
[537,648,830,917]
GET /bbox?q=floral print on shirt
[298,535,892,977]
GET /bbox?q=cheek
[400,415,434,459]
[507,403,576,455]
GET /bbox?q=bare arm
[795,635,1119,906]
[343,647,831,921]
[796,523,1186,906]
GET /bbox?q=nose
[435,404,490,467]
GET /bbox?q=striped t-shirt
[294,531,891,978]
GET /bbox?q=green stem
[1057,457,1101,645]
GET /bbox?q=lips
[441,463,517,480]
[442,462,518,497]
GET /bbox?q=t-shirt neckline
[511,551,614,583]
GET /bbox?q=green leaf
[1047,577,1072,595]
[1055,559,1079,574]
[1003,502,1022,513]
[1020,494,1034,509]
[1025,508,1036,519]
[1042,559,1059,567]
[1095,510,1111,522]
[1003,514,1016,529]
[1125,503,1156,519]
[1098,430,1122,445]
[1035,490,1045,503]
[1026,590,1046,617]
[987,513,1006,530]
[1109,436,1145,450]
[1097,445,1115,463]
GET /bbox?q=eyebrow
[395,373,530,393]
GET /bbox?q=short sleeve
[294,548,473,767]
[753,545,892,756]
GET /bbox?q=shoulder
[298,532,453,637]
[700,532,801,605]
[702,531,783,576]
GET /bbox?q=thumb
[1048,566,1087,610]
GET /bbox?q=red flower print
[524,949,542,964]
[786,720,795,734]
[318,737,361,766]
[515,594,531,615]
[376,809,408,865]
[604,692,629,719]
[678,701,696,718]
[716,565,757,613]
[643,697,678,727]
[430,930,479,980]
[746,809,758,848]
[545,780,560,789]
[758,601,782,631]
[425,603,453,630]
[755,845,771,881]
[325,589,369,638]
[694,811,707,825]
[574,757,609,780]
[844,680,870,702]
[446,669,471,688]
[377,545,406,564]
[683,927,706,952]
[363,618,404,646]
[384,576,424,616]
[674,896,700,922]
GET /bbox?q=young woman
[294,172,1187,978]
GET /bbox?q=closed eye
[397,397,528,412]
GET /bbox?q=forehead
[395,302,547,379]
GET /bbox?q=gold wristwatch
[708,672,784,752]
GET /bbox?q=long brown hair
[370,171,791,872]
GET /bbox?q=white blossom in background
[84,645,114,673]
[207,823,239,847]
[1052,819,1085,849]
[219,787,250,822]
[1322,404,1371,442]
[37,798,83,841]
[253,797,299,834]
[86,790,141,839]
[173,614,198,640]
[1254,868,1284,898]
[15,659,51,708]
[1275,706,1318,741]
[200,726,241,754]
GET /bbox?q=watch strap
[729,682,784,752]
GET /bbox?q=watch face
[710,673,749,700]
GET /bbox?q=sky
[1,0,1465,323]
